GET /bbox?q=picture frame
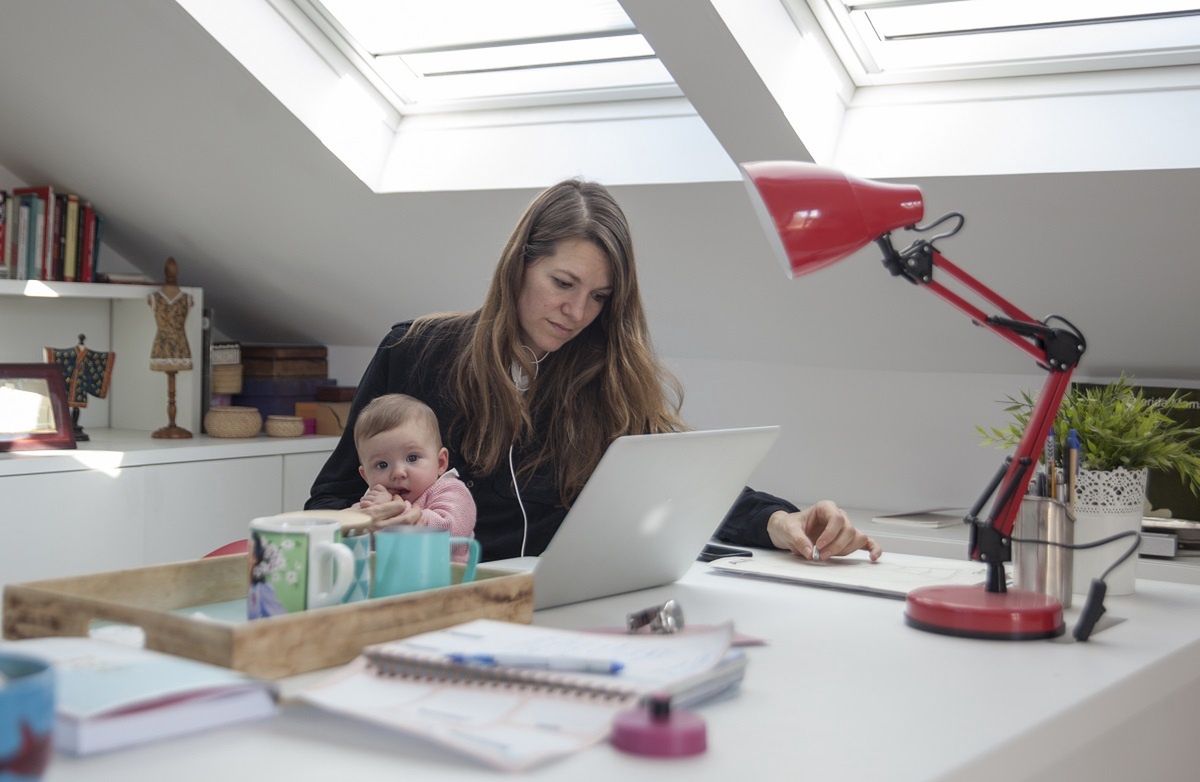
[0,363,76,452]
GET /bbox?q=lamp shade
[740,161,925,278]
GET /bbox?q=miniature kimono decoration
[149,257,194,438]
[44,334,116,442]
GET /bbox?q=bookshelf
[0,278,203,433]
[0,280,345,593]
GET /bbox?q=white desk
[45,558,1200,782]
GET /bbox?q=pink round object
[611,697,707,758]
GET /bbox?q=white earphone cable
[507,345,548,557]
[508,443,529,558]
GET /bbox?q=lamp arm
[877,236,1086,584]
[968,369,1074,571]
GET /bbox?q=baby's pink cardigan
[410,468,477,560]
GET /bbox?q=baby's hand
[359,484,394,508]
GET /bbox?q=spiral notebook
[297,619,742,771]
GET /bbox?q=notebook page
[300,658,618,771]
[711,549,995,599]
[298,621,736,770]
[369,619,734,694]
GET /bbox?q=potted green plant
[979,377,1200,493]
[979,376,1200,592]
[979,376,1200,594]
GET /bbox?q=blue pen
[1067,429,1082,471]
[448,653,624,675]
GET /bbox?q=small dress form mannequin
[149,257,194,439]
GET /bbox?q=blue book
[0,637,277,756]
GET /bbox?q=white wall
[672,359,1043,510]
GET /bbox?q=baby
[352,393,476,542]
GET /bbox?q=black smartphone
[697,542,753,562]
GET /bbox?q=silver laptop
[491,426,780,609]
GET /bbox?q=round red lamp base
[905,584,1064,640]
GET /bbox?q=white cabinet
[2,468,146,585]
[140,456,283,564]
[0,279,204,433]
[283,451,334,513]
[0,431,339,592]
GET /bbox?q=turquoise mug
[341,533,372,604]
[373,527,480,597]
[0,653,55,780]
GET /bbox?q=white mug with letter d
[248,512,354,619]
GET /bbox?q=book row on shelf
[0,185,105,282]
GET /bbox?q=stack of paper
[871,508,967,528]
[710,549,997,599]
[1,637,277,756]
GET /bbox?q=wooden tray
[3,556,533,679]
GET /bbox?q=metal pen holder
[1013,496,1075,609]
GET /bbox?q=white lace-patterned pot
[1072,467,1147,596]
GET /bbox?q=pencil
[1045,435,1057,499]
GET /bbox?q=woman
[307,180,880,562]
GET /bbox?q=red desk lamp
[740,161,1087,640]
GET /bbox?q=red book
[79,202,97,283]
[11,185,56,281]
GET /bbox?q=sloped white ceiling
[0,0,1198,380]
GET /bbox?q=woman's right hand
[356,497,420,530]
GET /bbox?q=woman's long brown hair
[407,179,684,507]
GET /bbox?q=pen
[447,653,624,675]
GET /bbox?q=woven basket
[265,415,305,438]
[211,342,242,365]
[204,406,262,438]
[211,364,243,394]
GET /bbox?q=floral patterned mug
[247,512,354,619]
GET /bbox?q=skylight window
[294,0,679,112]
[800,0,1200,85]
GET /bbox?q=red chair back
[203,539,248,558]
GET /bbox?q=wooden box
[294,401,352,435]
[241,344,329,379]
[242,357,328,378]
[315,385,357,403]
[3,557,533,679]
[241,344,328,360]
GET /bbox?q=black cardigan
[306,317,797,560]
